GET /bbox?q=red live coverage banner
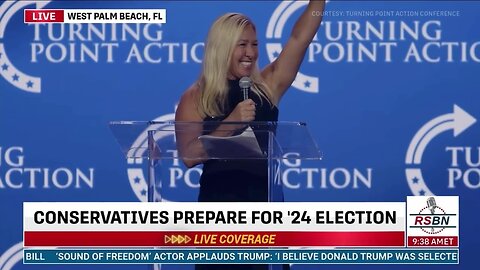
[24,9,64,23]
[24,231,405,247]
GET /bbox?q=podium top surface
[109,121,322,160]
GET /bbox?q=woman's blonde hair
[199,13,273,118]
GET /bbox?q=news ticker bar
[24,9,166,23]
[23,249,459,264]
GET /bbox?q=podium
[110,121,322,203]
[110,121,321,270]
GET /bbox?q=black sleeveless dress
[198,79,279,202]
[196,81,287,270]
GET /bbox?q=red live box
[24,9,64,23]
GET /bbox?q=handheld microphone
[426,197,437,233]
[239,77,251,101]
[427,197,436,214]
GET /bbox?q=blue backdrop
[1,0,479,270]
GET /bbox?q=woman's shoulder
[177,82,204,120]
[178,82,203,110]
[181,82,201,101]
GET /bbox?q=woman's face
[228,25,258,80]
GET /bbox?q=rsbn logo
[409,197,456,235]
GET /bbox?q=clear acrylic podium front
[110,121,322,202]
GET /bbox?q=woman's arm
[175,85,257,168]
[262,0,325,102]
[175,85,208,168]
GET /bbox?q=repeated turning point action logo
[405,104,476,195]
[0,0,50,93]
[0,242,22,270]
[266,1,320,93]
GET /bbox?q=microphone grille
[239,77,251,89]
[427,197,436,208]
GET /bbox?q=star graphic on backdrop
[12,74,19,81]
[272,51,280,59]
[26,80,33,88]
[412,177,419,184]
[141,189,147,196]
[304,80,311,88]
[419,190,426,196]
[1,63,8,71]
[134,176,141,184]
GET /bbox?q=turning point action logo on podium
[125,110,373,201]
[405,104,477,195]
[125,110,202,202]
